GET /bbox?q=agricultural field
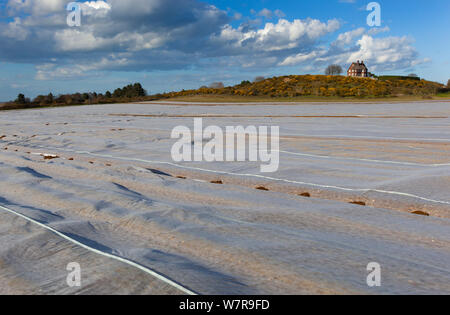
[0,101,449,294]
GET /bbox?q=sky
[0,0,449,100]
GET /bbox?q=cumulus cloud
[332,27,366,47]
[347,35,428,71]
[1,17,29,40]
[7,0,67,15]
[83,1,110,10]
[280,50,325,66]
[212,18,340,53]
[35,54,130,80]
[0,0,228,61]
[280,27,428,72]
[0,0,428,81]
[80,1,111,18]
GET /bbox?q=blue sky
[0,0,449,101]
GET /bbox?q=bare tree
[254,76,265,83]
[408,73,419,77]
[325,65,343,75]
[209,82,225,89]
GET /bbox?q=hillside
[162,75,444,99]
[1,75,448,111]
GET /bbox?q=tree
[132,83,146,97]
[33,95,46,105]
[447,79,450,88]
[254,76,265,83]
[105,91,112,98]
[47,93,54,104]
[325,65,343,75]
[113,88,123,98]
[209,82,224,89]
[113,83,147,98]
[408,73,419,77]
[15,93,26,104]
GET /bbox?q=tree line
[7,83,147,109]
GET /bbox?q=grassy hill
[1,75,448,111]
[161,75,444,100]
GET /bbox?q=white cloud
[80,1,111,18]
[54,28,166,52]
[83,1,110,10]
[213,18,340,52]
[348,35,426,71]
[7,0,67,15]
[35,55,130,80]
[258,8,273,19]
[280,29,427,73]
[2,17,29,40]
[332,27,366,47]
[280,50,325,66]
[274,10,286,18]
[54,29,106,51]
[0,0,428,79]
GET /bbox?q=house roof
[348,61,368,71]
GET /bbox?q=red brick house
[347,61,369,77]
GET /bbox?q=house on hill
[347,61,368,77]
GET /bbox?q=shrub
[378,75,420,81]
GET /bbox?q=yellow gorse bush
[163,75,443,99]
